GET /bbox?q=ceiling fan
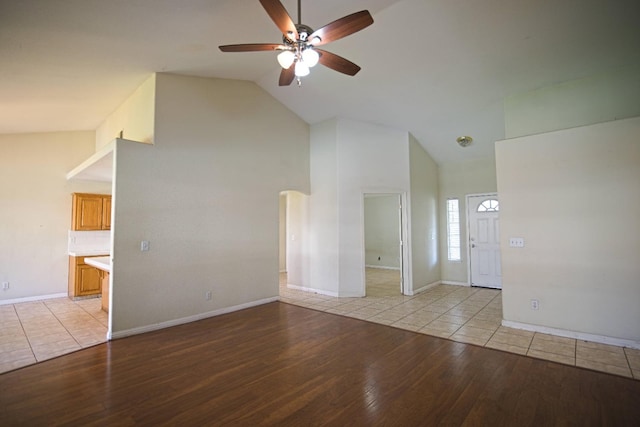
[219,0,374,86]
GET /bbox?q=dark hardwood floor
[1,302,639,426]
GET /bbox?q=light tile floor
[280,268,640,380]
[0,297,107,374]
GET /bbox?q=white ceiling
[2,0,639,163]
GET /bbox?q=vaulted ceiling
[2,0,638,163]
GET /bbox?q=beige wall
[438,157,497,284]
[110,73,309,335]
[505,64,640,139]
[308,119,340,294]
[310,119,411,297]
[409,135,440,290]
[0,131,111,302]
[95,74,155,149]
[496,116,640,343]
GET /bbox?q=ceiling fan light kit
[219,0,374,86]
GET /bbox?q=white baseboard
[110,296,279,340]
[502,320,640,350]
[0,292,68,305]
[408,280,441,296]
[286,284,339,297]
[441,280,469,287]
[365,265,401,270]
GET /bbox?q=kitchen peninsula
[84,256,110,312]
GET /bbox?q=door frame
[361,191,410,296]
[465,192,500,287]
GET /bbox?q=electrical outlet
[509,237,525,248]
[205,291,212,301]
[531,299,539,310]
[2,281,9,290]
[140,240,150,251]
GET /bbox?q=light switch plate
[140,240,150,251]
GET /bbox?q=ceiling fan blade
[316,49,361,76]
[259,0,298,40]
[219,43,284,52]
[308,11,373,46]
[279,66,295,86]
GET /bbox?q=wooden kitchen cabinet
[71,193,112,231]
[68,256,103,298]
[102,196,111,230]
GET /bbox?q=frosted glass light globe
[301,48,319,67]
[295,61,310,77]
[277,51,295,69]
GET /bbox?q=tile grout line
[11,303,37,362]
[14,303,40,362]
[74,298,107,325]
[623,348,635,379]
[525,332,535,356]
[43,300,83,349]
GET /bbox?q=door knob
[471,243,476,248]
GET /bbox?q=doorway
[364,193,404,296]
[467,194,502,289]
[278,190,307,292]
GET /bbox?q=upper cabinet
[102,195,111,230]
[72,193,112,231]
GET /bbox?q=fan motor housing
[283,24,315,43]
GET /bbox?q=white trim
[407,280,441,296]
[502,320,640,350]
[441,280,469,287]
[0,292,68,305]
[364,265,401,271]
[110,297,278,340]
[286,284,339,297]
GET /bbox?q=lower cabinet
[68,256,105,298]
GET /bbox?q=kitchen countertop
[68,250,110,257]
[84,256,111,273]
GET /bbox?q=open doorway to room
[278,192,287,289]
[278,190,307,294]
[363,193,403,296]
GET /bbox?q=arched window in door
[477,199,499,212]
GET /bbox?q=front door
[467,194,502,289]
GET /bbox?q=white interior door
[468,194,502,289]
